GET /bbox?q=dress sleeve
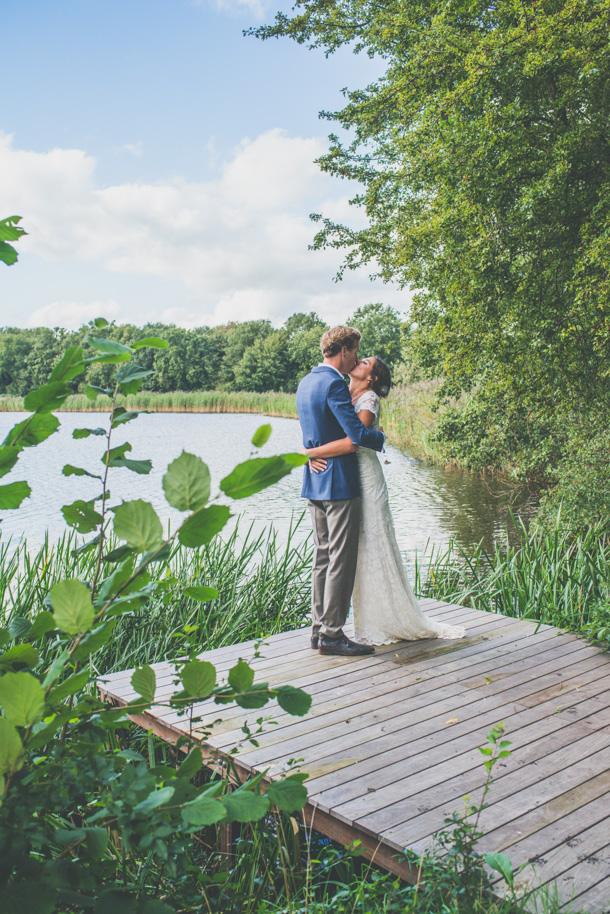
[356,391,380,419]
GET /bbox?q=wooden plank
[567,872,610,913]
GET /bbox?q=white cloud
[27,300,121,330]
[190,0,271,21]
[0,130,410,328]
[113,141,143,157]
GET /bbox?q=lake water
[0,411,534,565]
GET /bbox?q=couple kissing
[296,325,465,657]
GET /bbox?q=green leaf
[252,424,272,447]
[0,671,45,725]
[181,659,216,698]
[184,586,218,602]
[275,685,312,716]
[234,685,272,709]
[26,611,56,641]
[228,659,254,693]
[266,776,308,813]
[23,381,71,414]
[131,665,156,703]
[86,827,109,861]
[94,317,109,328]
[0,215,26,242]
[0,445,19,478]
[222,791,269,823]
[178,504,230,548]
[0,241,18,266]
[50,579,95,635]
[133,785,175,815]
[111,457,152,474]
[163,451,211,512]
[0,480,31,509]
[0,644,40,671]
[177,747,203,780]
[182,794,225,826]
[73,427,106,439]
[112,408,139,428]
[4,413,59,448]
[85,384,112,400]
[87,336,133,357]
[47,669,90,703]
[72,619,117,660]
[220,454,306,500]
[0,628,9,649]
[0,718,24,776]
[61,499,104,533]
[114,362,155,395]
[132,337,169,350]
[102,544,134,563]
[72,533,101,556]
[485,852,514,886]
[104,442,131,463]
[62,464,102,479]
[49,346,85,383]
[113,500,163,552]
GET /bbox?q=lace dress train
[351,391,465,645]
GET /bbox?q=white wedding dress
[351,391,466,645]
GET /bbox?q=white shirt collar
[318,362,345,379]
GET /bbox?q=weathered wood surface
[99,599,610,912]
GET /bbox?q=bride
[301,356,465,645]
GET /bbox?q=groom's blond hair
[320,326,361,358]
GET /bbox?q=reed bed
[0,515,313,673]
[414,515,610,637]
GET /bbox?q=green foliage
[0,216,26,267]
[347,303,406,368]
[0,334,312,911]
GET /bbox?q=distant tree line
[0,303,407,397]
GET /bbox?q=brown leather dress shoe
[318,633,375,656]
[310,635,319,649]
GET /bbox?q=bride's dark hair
[370,358,391,398]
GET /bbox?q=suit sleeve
[327,379,385,451]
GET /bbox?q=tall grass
[414,514,610,635]
[0,515,313,673]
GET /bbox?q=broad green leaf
[111,408,139,428]
[0,644,40,671]
[114,362,155,395]
[131,665,156,703]
[0,480,31,509]
[182,795,225,826]
[184,586,218,602]
[113,500,163,552]
[181,659,216,698]
[72,533,101,556]
[49,346,85,383]
[234,685,272,709]
[4,413,59,448]
[47,669,90,703]
[0,718,24,776]
[87,336,133,357]
[133,785,175,815]
[252,424,272,447]
[220,454,306,500]
[25,611,56,641]
[97,554,137,601]
[23,381,71,414]
[266,776,308,813]
[73,427,106,439]
[163,451,210,512]
[72,619,117,660]
[61,499,103,534]
[0,628,9,649]
[102,544,134,563]
[104,442,131,463]
[62,464,102,479]
[222,791,269,823]
[0,241,18,266]
[178,504,230,548]
[86,827,109,861]
[0,671,45,725]
[485,853,514,886]
[94,317,108,328]
[85,384,112,400]
[228,659,254,693]
[0,215,26,242]
[177,747,203,780]
[132,337,169,350]
[50,579,95,635]
[0,445,19,478]
[275,685,312,716]
[110,457,152,474]
[8,617,30,639]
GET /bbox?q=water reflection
[0,412,535,562]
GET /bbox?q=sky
[1,0,411,331]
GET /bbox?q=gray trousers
[308,497,361,639]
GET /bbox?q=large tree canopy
[252,0,610,479]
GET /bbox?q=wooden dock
[99,599,610,911]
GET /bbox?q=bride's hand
[309,457,327,474]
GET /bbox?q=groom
[296,326,385,656]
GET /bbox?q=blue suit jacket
[296,365,385,500]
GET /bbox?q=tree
[284,311,329,387]
[251,0,610,480]
[347,303,405,368]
